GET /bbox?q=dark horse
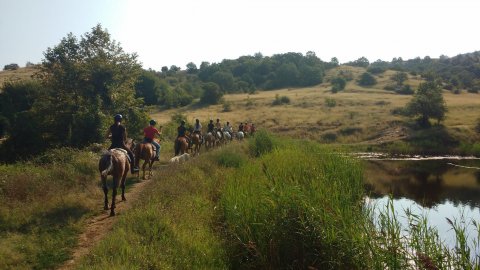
[175,136,189,156]
[98,148,130,216]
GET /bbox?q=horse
[223,131,232,142]
[190,133,202,156]
[215,130,223,145]
[98,148,130,216]
[236,131,245,140]
[175,136,189,156]
[133,139,157,180]
[205,132,215,150]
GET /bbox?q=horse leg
[142,160,147,180]
[110,175,118,216]
[121,169,127,201]
[102,175,109,210]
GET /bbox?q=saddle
[111,148,131,162]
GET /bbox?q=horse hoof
[122,197,126,201]
[104,206,109,210]
[110,212,115,217]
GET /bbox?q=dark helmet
[227,121,230,125]
[216,118,220,121]
[181,120,186,125]
[149,119,156,126]
[210,119,213,123]
[195,118,199,122]
[114,114,123,121]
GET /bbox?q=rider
[106,114,139,174]
[224,121,233,136]
[193,118,203,143]
[250,123,256,136]
[238,122,244,133]
[143,119,162,161]
[215,118,223,139]
[207,119,215,134]
[175,120,187,155]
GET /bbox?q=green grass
[0,148,100,269]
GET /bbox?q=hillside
[0,66,38,86]
[151,66,480,149]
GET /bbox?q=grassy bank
[76,131,478,269]
[0,148,101,269]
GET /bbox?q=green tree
[406,82,447,127]
[186,62,198,74]
[135,70,162,105]
[330,77,346,93]
[35,24,144,146]
[200,82,223,105]
[391,71,408,85]
[210,71,234,92]
[357,72,377,86]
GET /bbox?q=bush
[396,84,414,95]
[215,149,246,168]
[3,63,19,70]
[322,132,337,142]
[367,66,386,74]
[325,97,336,108]
[357,72,377,86]
[272,94,290,106]
[222,101,232,112]
[249,130,275,157]
[200,82,223,105]
[330,77,346,93]
[339,127,362,136]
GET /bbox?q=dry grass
[0,66,38,87]
[151,66,480,145]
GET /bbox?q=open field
[151,66,480,148]
[0,66,38,86]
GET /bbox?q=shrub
[357,72,377,86]
[339,127,362,136]
[3,63,19,70]
[272,94,290,106]
[200,82,223,105]
[330,77,346,93]
[215,149,246,168]
[249,129,275,157]
[322,132,337,142]
[325,97,336,108]
[396,84,414,95]
[367,66,386,74]
[222,101,232,112]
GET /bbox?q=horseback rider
[106,114,139,174]
[193,118,203,143]
[251,123,256,136]
[143,119,162,161]
[238,122,244,133]
[215,118,223,139]
[175,120,188,155]
[224,121,233,136]
[207,119,215,134]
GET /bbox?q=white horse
[236,131,244,140]
[223,131,232,142]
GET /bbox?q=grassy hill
[151,66,480,153]
[0,66,38,86]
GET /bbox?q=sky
[1,0,479,71]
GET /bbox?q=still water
[363,157,480,252]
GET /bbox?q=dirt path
[58,177,154,270]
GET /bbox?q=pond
[362,156,480,254]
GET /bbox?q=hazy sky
[1,0,479,71]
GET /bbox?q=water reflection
[364,159,480,208]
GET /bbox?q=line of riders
[106,114,256,174]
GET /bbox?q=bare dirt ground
[58,178,154,270]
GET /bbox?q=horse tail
[99,153,113,177]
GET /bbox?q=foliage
[200,82,223,105]
[248,129,276,157]
[405,82,447,127]
[330,77,346,93]
[390,71,408,85]
[325,97,337,107]
[222,101,232,112]
[3,63,19,70]
[345,56,370,68]
[357,72,377,86]
[396,84,414,95]
[271,94,290,106]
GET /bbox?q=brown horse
[98,148,129,216]
[190,133,202,156]
[175,136,189,156]
[133,140,156,180]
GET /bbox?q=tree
[357,72,377,86]
[200,82,223,105]
[210,71,234,92]
[33,24,144,147]
[391,72,408,85]
[330,77,346,93]
[186,62,198,74]
[406,82,447,127]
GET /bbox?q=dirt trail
[58,177,153,270]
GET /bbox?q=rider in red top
[143,120,162,161]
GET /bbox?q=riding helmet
[149,119,156,126]
[114,114,123,121]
